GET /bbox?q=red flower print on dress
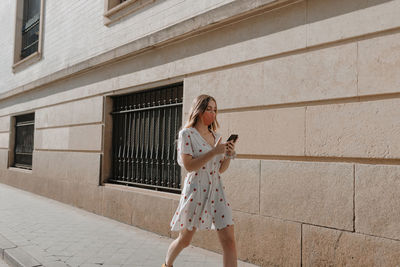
[214,209,217,213]
[190,198,193,202]
[193,188,196,192]
[186,143,189,145]
[181,224,183,227]
[202,166,205,169]
[198,202,201,206]
[199,217,202,220]
[220,198,223,201]
[189,219,192,222]
[222,215,224,218]
[203,189,206,192]
[209,181,211,184]
[211,200,214,204]
[210,172,213,175]
[199,149,202,152]
[216,189,218,192]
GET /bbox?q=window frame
[107,83,183,193]
[10,112,35,170]
[103,0,155,26]
[12,0,45,72]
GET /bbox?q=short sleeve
[177,129,194,167]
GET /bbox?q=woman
[163,95,238,267]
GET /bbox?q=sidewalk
[0,258,8,267]
[0,183,258,267]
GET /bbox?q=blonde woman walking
[162,95,238,267]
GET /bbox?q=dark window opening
[109,83,183,194]
[14,113,35,170]
[21,0,40,59]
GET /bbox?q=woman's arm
[181,149,218,172]
[219,157,231,173]
[218,138,237,173]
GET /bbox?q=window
[109,83,183,193]
[104,0,155,26]
[13,0,44,71]
[12,113,35,170]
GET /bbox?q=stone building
[1,0,400,265]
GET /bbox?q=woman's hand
[213,136,226,155]
[225,138,238,156]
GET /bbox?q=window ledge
[104,0,155,26]
[12,51,42,73]
[8,166,33,173]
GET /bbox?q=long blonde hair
[174,95,219,149]
[182,94,220,132]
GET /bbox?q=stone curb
[0,234,42,267]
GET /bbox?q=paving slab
[0,183,258,267]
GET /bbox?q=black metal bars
[109,83,183,193]
[14,113,35,169]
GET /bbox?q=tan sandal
[162,264,173,267]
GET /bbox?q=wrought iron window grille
[109,83,183,194]
[13,113,35,170]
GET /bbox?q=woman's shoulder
[179,127,194,135]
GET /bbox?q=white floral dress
[170,127,234,231]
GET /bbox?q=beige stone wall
[0,0,399,266]
[0,0,234,91]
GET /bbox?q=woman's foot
[162,263,173,267]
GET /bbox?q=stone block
[0,132,9,149]
[358,31,400,96]
[34,150,101,186]
[306,98,400,158]
[0,117,10,132]
[217,107,305,156]
[234,211,301,266]
[35,124,102,151]
[355,164,400,240]
[221,158,260,214]
[307,0,400,46]
[35,96,103,128]
[303,224,400,266]
[261,160,354,230]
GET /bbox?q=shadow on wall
[0,0,393,111]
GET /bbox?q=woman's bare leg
[217,225,238,267]
[165,227,197,266]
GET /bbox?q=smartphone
[227,134,238,143]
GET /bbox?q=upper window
[21,0,41,59]
[13,0,44,71]
[104,0,155,26]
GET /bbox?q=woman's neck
[193,123,210,134]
